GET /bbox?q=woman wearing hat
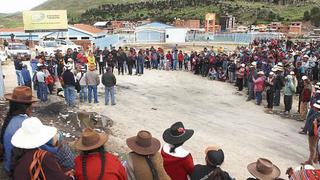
[161,122,194,180]
[247,158,281,180]
[0,86,37,173]
[74,128,126,180]
[191,146,233,180]
[125,130,170,180]
[11,117,74,179]
[252,71,265,106]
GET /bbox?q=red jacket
[161,144,194,180]
[302,87,312,102]
[75,152,127,180]
[253,76,265,92]
[178,53,184,62]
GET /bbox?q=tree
[303,10,310,21]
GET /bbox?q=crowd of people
[1,86,308,180]
[5,38,320,179]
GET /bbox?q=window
[166,35,169,38]
[69,37,77,40]
[81,37,90,40]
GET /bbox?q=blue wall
[93,35,119,49]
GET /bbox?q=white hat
[316,82,320,86]
[302,76,308,80]
[314,100,320,109]
[303,55,309,58]
[290,71,295,75]
[37,63,44,67]
[315,85,320,90]
[241,63,245,67]
[11,117,57,149]
[65,64,72,70]
[269,72,275,76]
[67,58,74,62]
[277,62,283,67]
[251,62,257,66]
[258,71,265,75]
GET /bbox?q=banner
[23,10,68,32]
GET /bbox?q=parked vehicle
[35,40,60,56]
[55,39,82,52]
[7,43,31,61]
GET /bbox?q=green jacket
[284,75,296,96]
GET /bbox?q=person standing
[76,66,87,103]
[36,64,48,102]
[14,55,24,86]
[87,51,96,66]
[246,63,257,101]
[300,76,312,121]
[125,130,170,180]
[85,64,100,104]
[97,50,106,75]
[178,50,184,70]
[21,64,31,89]
[283,74,296,115]
[302,100,320,165]
[236,64,245,91]
[265,72,275,113]
[253,71,266,106]
[102,67,116,106]
[136,50,144,75]
[273,67,284,106]
[117,50,125,75]
[62,64,76,106]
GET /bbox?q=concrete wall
[165,28,188,43]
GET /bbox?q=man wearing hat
[246,62,257,101]
[300,76,312,121]
[125,130,170,180]
[35,63,49,102]
[273,66,285,106]
[253,71,265,105]
[14,54,24,86]
[236,63,245,91]
[247,158,281,179]
[85,63,100,104]
[62,64,76,106]
[191,146,233,180]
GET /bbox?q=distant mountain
[0,0,318,28]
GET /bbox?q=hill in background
[0,0,318,28]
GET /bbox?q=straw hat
[247,158,280,180]
[11,117,57,149]
[126,130,161,155]
[163,122,194,145]
[74,128,108,151]
[257,71,265,76]
[5,86,37,103]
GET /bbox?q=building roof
[72,24,103,34]
[137,22,172,29]
[0,27,24,33]
[94,21,110,26]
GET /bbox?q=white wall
[165,28,188,43]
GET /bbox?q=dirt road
[2,63,308,179]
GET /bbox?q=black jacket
[101,72,116,87]
[62,70,76,86]
[190,164,233,180]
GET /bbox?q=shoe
[94,101,99,104]
[111,103,116,106]
[299,131,307,135]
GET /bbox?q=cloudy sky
[0,0,47,14]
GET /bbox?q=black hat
[163,122,194,144]
[205,146,225,167]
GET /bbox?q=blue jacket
[3,114,28,172]
[21,67,31,83]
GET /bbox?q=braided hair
[0,101,32,144]
[81,146,106,180]
[169,142,184,153]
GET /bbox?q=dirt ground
[1,60,310,179]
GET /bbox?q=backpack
[29,150,47,180]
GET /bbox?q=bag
[29,150,47,180]
[290,169,320,180]
[75,73,84,93]
[45,75,54,85]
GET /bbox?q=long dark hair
[169,142,184,153]
[81,146,106,180]
[0,101,32,144]
[144,155,159,180]
[207,167,224,180]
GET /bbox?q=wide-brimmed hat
[126,130,161,155]
[163,122,194,145]
[303,55,309,58]
[11,117,57,149]
[205,146,224,167]
[5,86,37,103]
[257,71,265,75]
[290,71,295,75]
[269,72,275,76]
[302,76,308,81]
[74,128,108,151]
[88,64,96,71]
[247,158,281,180]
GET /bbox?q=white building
[165,28,188,43]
